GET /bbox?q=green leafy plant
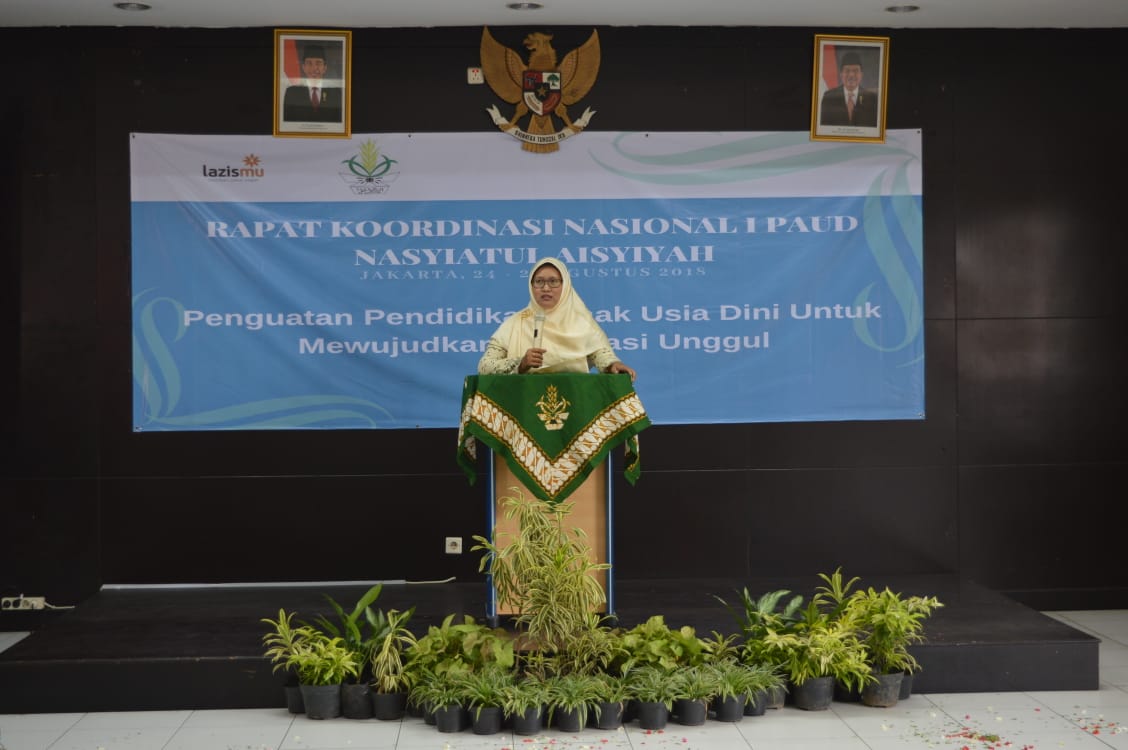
[592,672,632,704]
[812,567,863,621]
[370,606,418,694]
[457,664,514,720]
[312,583,384,682]
[500,675,550,718]
[760,601,873,692]
[409,667,464,710]
[708,660,783,702]
[284,630,362,686]
[261,608,310,676]
[613,615,709,674]
[716,587,805,668]
[701,630,741,663]
[404,613,515,682]
[845,586,943,675]
[543,671,602,727]
[624,665,680,711]
[552,613,625,676]
[588,672,632,723]
[473,490,609,659]
[672,664,720,702]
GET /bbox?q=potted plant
[472,491,609,665]
[284,629,362,719]
[717,587,805,649]
[312,583,385,719]
[406,666,440,726]
[554,613,625,677]
[261,608,308,714]
[591,672,631,729]
[845,586,943,706]
[708,660,783,721]
[701,630,741,663]
[502,676,550,735]
[718,587,803,708]
[544,671,602,732]
[671,665,718,726]
[458,665,513,735]
[625,665,679,730]
[404,613,515,682]
[811,568,869,703]
[613,615,710,674]
[404,613,513,725]
[812,567,863,621]
[760,601,872,711]
[743,662,786,718]
[369,606,417,720]
[411,670,468,733]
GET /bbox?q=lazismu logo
[201,154,265,179]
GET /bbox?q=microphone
[533,311,545,348]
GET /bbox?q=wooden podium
[487,451,610,620]
[457,373,650,624]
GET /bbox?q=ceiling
[3,0,1127,30]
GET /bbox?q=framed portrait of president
[273,29,352,138]
[810,34,889,143]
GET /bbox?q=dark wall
[2,26,1125,611]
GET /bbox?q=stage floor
[0,575,1099,713]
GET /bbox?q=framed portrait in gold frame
[273,29,352,138]
[810,34,889,143]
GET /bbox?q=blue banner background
[131,132,924,430]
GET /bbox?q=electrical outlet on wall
[445,536,463,554]
[467,67,484,84]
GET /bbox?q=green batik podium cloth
[457,373,651,505]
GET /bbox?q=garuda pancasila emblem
[480,26,600,154]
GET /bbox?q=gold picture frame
[810,34,889,143]
[273,29,352,138]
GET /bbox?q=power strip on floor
[1,595,47,611]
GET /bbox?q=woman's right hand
[518,347,547,373]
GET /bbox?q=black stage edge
[0,575,1099,714]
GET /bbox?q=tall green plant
[261,608,311,676]
[472,490,609,658]
[312,583,384,681]
[370,606,418,694]
[812,567,862,620]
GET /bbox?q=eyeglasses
[531,278,562,289]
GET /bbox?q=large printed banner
[130,130,923,430]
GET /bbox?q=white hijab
[501,257,611,373]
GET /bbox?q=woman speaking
[477,257,636,380]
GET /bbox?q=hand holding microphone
[519,311,547,373]
[533,311,545,348]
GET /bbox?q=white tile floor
[2,610,1127,750]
